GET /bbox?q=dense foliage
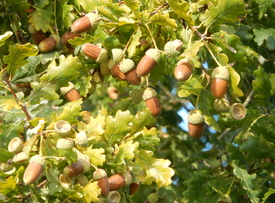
[1,0,275,202]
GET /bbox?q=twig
[243,89,254,107]
[149,3,169,16]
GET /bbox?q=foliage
[1,0,275,202]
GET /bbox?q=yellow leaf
[0,98,21,111]
[82,181,100,203]
[85,147,106,167]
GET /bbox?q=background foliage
[1,0,275,202]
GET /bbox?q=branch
[150,3,169,16]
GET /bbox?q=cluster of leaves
[1,0,275,202]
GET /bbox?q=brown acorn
[24,6,35,14]
[82,43,103,61]
[187,110,205,139]
[60,82,81,102]
[16,83,31,88]
[136,49,161,76]
[71,13,100,34]
[28,24,47,45]
[61,30,81,45]
[63,158,90,177]
[23,155,45,185]
[129,182,140,195]
[142,88,161,116]
[108,59,126,80]
[93,169,110,197]
[38,35,60,52]
[174,59,193,81]
[107,87,119,100]
[119,59,141,85]
[211,66,230,99]
[108,171,132,191]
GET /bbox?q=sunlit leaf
[74,0,102,12]
[201,0,246,28]
[0,31,13,47]
[3,43,38,76]
[167,0,193,25]
[114,140,139,165]
[85,147,106,167]
[180,41,204,59]
[262,188,275,203]
[228,67,244,98]
[82,181,100,202]
[127,28,142,58]
[150,10,177,29]
[232,161,260,203]
[29,8,55,33]
[68,34,95,46]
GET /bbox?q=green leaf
[0,175,18,196]
[252,66,271,107]
[85,147,106,167]
[253,28,275,51]
[74,0,102,12]
[232,161,260,203]
[3,43,39,76]
[270,73,275,95]
[262,188,275,203]
[60,2,75,29]
[68,34,95,46]
[133,127,160,151]
[127,28,142,58]
[114,140,139,165]
[29,55,81,104]
[228,67,244,98]
[104,110,133,144]
[34,0,49,8]
[11,56,40,84]
[0,31,13,47]
[131,109,154,134]
[29,8,55,33]
[177,75,205,97]
[255,0,274,20]
[167,0,193,26]
[201,0,246,28]
[0,148,14,163]
[150,10,177,29]
[180,41,204,59]
[124,0,139,14]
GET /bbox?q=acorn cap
[213,98,230,112]
[60,82,75,95]
[30,154,46,168]
[145,49,161,63]
[78,158,90,173]
[50,34,61,46]
[8,137,23,153]
[164,40,182,57]
[177,58,194,67]
[54,120,72,136]
[96,48,108,63]
[112,48,124,64]
[229,103,246,120]
[59,173,71,188]
[142,88,157,101]
[107,58,115,70]
[187,110,204,124]
[12,152,29,163]
[121,171,132,186]
[85,12,101,27]
[119,59,135,73]
[107,191,121,203]
[211,66,230,80]
[56,138,74,149]
[93,169,107,180]
[75,131,89,147]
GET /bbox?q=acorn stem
[202,40,222,67]
[145,23,158,50]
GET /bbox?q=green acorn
[142,88,161,116]
[63,158,90,177]
[38,35,60,52]
[100,63,111,77]
[211,66,230,99]
[136,49,161,76]
[56,138,74,150]
[75,131,89,147]
[71,13,100,34]
[12,151,29,164]
[8,137,23,153]
[129,89,143,104]
[23,155,46,185]
[164,39,182,57]
[213,98,230,112]
[187,110,205,139]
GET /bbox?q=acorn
[63,158,90,177]
[108,59,126,80]
[93,169,110,197]
[38,35,60,52]
[100,63,111,77]
[119,59,141,85]
[0,163,13,172]
[54,120,72,137]
[12,151,29,164]
[23,155,45,185]
[129,89,143,104]
[82,43,108,62]
[8,137,23,153]
[56,138,74,150]
[59,173,71,188]
[107,191,121,203]
[28,24,47,45]
[108,171,132,191]
[229,103,246,120]
[211,66,230,99]
[142,88,161,116]
[25,6,35,14]
[187,110,205,139]
[77,175,89,186]
[111,48,124,64]
[164,39,182,57]
[75,131,89,147]
[129,182,140,195]
[107,87,119,100]
[71,12,100,34]
[16,83,31,88]
[213,98,230,112]
[136,49,161,76]
[92,70,104,83]
[60,82,81,102]
[61,30,81,45]
[174,59,193,81]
